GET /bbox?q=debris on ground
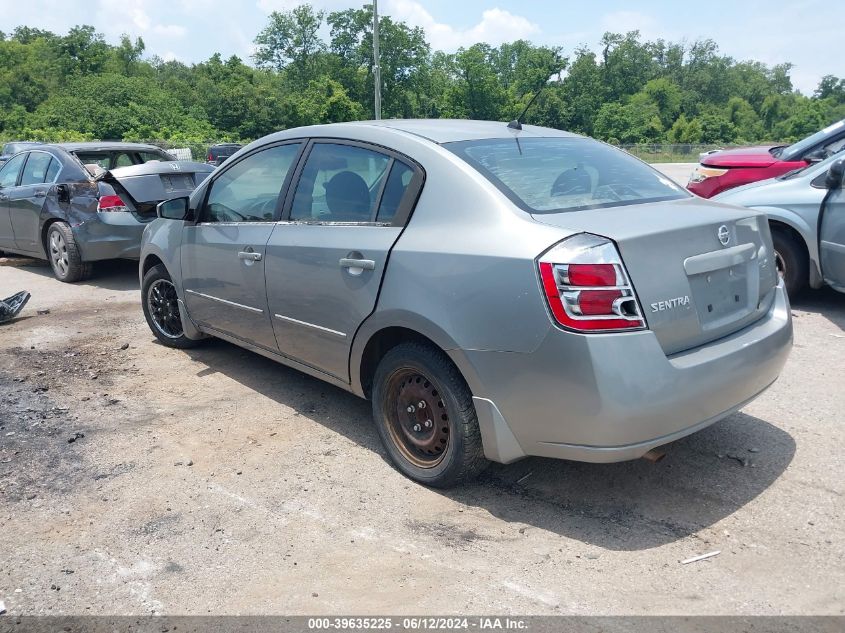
[0,599,6,614]
[516,471,534,484]
[726,453,749,467]
[36,308,50,315]
[0,291,31,324]
[681,551,721,565]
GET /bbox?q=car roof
[52,142,168,153]
[344,119,580,144]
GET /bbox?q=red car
[688,119,845,198]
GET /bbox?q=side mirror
[56,183,70,204]
[157,196,192,220]
[825,158,845,189]
[804,149,827,164]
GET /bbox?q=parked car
[0,142,213,282]
[0,141,43,165]
[206,143,243,167]
[714,153,845,295]
[688,119,845,198]
[140,120,792,487]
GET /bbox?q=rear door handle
[238,251,262,261]
[33,190,47,199]
[339,258,375,270]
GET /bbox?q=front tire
[771,228,808,296]
[47,222,92,283]
[371,342,488,488]
[142,264,200,349]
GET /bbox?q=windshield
[779,119,845,161]
[446,137,689,214]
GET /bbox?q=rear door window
[290,143,391,223]
[20,152,53,185]
[376,161,414,223]
[45,158,61,182]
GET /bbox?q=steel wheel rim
[384,368,450,469]
[775,250,786,280]
[49,230,68,276]
[147,279,183,339]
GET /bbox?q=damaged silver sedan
[0,142,213,282]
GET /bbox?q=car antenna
[507,69,564,131]
[508,90,543,131]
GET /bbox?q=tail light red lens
[538,234,646,333]
[97,194,129,212]
[565,263,618,286]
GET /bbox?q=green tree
[253,4,326,84]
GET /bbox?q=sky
[0,0,838,95]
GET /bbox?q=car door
[819,177,845,291]
[265,140,424,380]
[0,153,27,250]
[181,141,304,351]
[9,151,59,253]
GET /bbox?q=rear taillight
[538,233,646,333]
[207,153,213,162]
[97,194,128,212]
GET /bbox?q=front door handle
[340,258,375,271]
[238,250,262,262]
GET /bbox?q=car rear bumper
[456,281,793,464]
[74,212,150,261]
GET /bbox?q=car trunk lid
[532,198,779,355]
[99,161,214,219]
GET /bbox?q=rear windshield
[445,137,689,214]
[73,149,173,170]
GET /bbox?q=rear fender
[39,180,98,259]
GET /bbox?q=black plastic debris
[0,291,30,324]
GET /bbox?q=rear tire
[46,222,92,283]
[771,228,808,296]
[142,264,201,349]
[371,341,488,488]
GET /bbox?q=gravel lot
[0,253,842,616]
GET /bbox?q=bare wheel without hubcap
[49,230,69,277]
[147,279,183,339]
[774,250,787,281]
[385,369,451,468]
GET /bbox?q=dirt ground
[0,256,843,616]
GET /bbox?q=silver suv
[140,120,793,487]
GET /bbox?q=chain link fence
[616,144,745,163]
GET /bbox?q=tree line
[1,3,844,150]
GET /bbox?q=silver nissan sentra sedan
[139,120,793,487]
